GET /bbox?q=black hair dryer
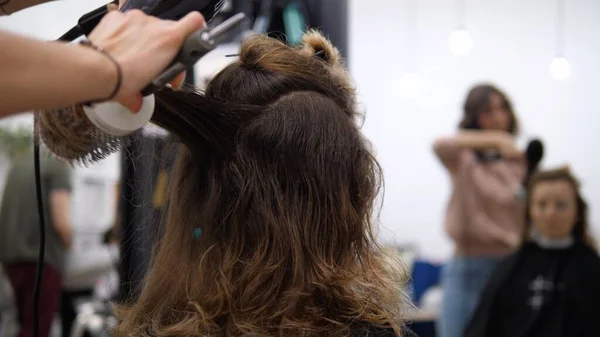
[119,0,227,21]
[65,0,228,41]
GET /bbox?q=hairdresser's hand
[87,9,206,112]
[503,232,521,249]
[496,133,522,160]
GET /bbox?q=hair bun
[300,30,341,66]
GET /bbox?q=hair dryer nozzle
[120,0,228,23]
[65,0,228,40]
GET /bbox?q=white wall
[349,0,600,259]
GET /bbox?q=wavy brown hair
[113,31,406,337]
[458,84,519,134]
[523,166,597,249]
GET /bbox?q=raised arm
[433,130,514,173]
[50,190,73,248]
[0,29,118,116]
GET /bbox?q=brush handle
[141,13,247,96]
[141,29,215,96]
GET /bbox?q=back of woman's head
[114,31,405,337]
[459,83,519,134]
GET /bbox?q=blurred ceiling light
[448,29,473,56]
[551,0,569,81]
[549,57,571,81]
[398,0,422,97]
[449,0,472,56]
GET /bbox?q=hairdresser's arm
[0,30,121,116]
[0,10,205,117]
[50,190,72,248]
[433,131,519,173]
[47,158,74,249]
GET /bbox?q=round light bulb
[398,72,422,97]
[549,57,571,81]
[448,29,473,56]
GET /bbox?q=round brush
[35,104,141,165]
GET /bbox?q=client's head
[114,31,405,337]
[524,166,595,248]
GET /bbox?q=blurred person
[433,84,526,337]
[61,182,121,337]
[0,264,19,337]
[465,167,600,337]
[0,145,73,337]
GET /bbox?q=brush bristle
[36,105,134,166]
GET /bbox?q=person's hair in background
[523,166,597,249]
[459,84,519,135]
[112,31,407,337]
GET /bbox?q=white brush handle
[82,95,155,136]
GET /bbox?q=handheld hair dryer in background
[476,138,544,185]
[523,139,544,187]
[514,138,544,203]
[475,138,544,202]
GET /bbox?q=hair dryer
[120,0,227,21]
[523,139,544,187]
[61,0,228,42]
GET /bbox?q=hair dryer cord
[33,116,46,337]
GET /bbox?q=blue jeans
[437,256,501,337]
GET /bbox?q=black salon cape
[464,241,600,337]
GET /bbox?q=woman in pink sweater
[433,84,526,337]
